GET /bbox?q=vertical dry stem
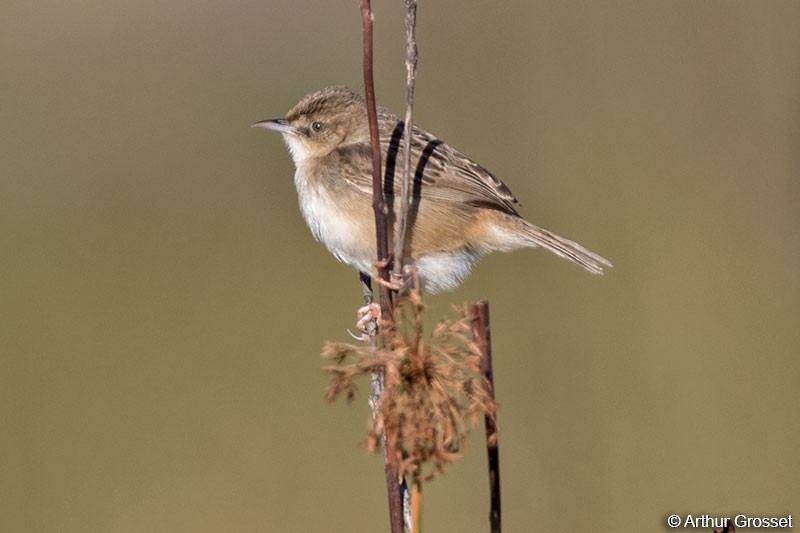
[396,5,418,529]
[359,2,403,532]
[471,301,501,533]
[392,0,418,280]
[360,0,394,323]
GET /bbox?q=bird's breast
[294,168,373,272]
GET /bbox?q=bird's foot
[347,302,381,342]
[356,302,381,331]
[371,259,416,294]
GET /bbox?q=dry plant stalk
[358,2,403,530]
[323,290,498,481]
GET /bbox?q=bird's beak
[251,118,299,135]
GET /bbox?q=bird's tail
[515,218,613,275]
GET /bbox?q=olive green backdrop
[2,1,798,532]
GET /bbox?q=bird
[253,86,611,294]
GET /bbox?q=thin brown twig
[359,2,403,532]
[392,0,418,282]
[471,301,501,533]
[360,0,394,324]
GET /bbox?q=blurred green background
[2,1,798,531]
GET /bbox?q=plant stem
[360,0,394,322]
[360,2,403,532]
[471,300,501,533]
[392,0,418,282]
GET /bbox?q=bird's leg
[359,271,374,304]
[350,263,418,341]
[349,271,379,341]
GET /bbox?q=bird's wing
[377,113,520,216]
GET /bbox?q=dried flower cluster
[322,290,497,481]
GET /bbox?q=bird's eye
[311,121,323,132]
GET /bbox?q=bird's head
[253,86,369,165]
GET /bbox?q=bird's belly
[297,183,373,272]
[415,248,480,293]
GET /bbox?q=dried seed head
[322,290,497,481]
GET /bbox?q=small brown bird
[254,86,611,293]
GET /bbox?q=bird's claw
[356,302,381,330]
[371,260,415,294]
[348,302,381,341]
